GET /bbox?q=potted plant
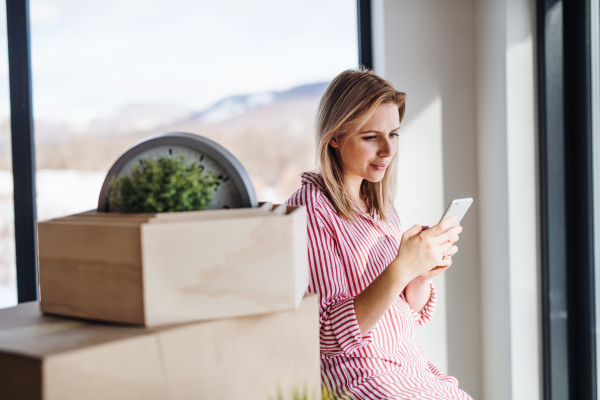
[107,155,220,213]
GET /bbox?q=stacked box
[0,203,320,399]
[37,204,308,326]
[0,295,320,400]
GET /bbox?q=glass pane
[0,4,16,309]
[30,0,358,225]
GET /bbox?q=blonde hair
[316,68,406,223]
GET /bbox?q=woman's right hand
[395,216,462,281]
[355,216,462,336]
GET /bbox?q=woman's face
[330,102,400,185]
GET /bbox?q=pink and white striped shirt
[286,172,472,400]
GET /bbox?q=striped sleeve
[287,184,372,357]
[408,282,437,326]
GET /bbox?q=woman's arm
[404,277,432,313]
[354,256,414,335]
[354,218,461,336]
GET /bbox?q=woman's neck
[345,174,367,212]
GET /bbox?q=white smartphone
[439,198,473,227]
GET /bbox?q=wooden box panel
[38,205,308,327]
[38,222,145,324]
[0,295,320,400]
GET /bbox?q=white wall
[477,0,540,399]
[373,0,540,399]
[374,0,481,396]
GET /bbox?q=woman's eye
[390,132,399,138]
[362,136,377,141]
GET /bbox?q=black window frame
[538,0,596,398]
[357,0,372,70]
[6,0,38,303]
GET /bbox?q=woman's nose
[378,138,393,157]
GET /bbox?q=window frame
[357,0,372,69]
[537,0,597,398]
[6,0,38,303]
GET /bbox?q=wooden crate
[38,204,308,327]
[0,295,320,400]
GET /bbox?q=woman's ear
[329,137,339,148]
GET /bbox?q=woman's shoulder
[286,172,342,238]
[285,172,334,213]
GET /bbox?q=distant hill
[189,82,328,126]
[0,80,329,171]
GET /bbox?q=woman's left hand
[415,229,459,280]
[406,234,458,312]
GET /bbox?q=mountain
[83,81,329,137]
[185,82,328,126]
[0,80,329,170]
[2,80,326,173]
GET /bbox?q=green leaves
[108,155,219,213]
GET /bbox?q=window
[0,0,359,307]
[30,0,357,214]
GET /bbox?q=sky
[0,0,358,124]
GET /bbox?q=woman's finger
[443,245,458,257]
[433,226,462,245]
[440,241,453,254]
[403,224,424,239]
[436,258,453,268]
[448,233,460,244]
[437,216,459,233]
[424,216,458,237]
[429,263,451,275]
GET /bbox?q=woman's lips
[370,164,387,171]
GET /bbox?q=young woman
[286,69,472,400]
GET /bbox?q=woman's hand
[354,216,462,336]
[415,226,460,280]
[395,216,462,282]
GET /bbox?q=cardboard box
[37,205,308,327]
[38,204,308,327]
[0,295,320,400]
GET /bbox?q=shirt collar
[301,172,381,224]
